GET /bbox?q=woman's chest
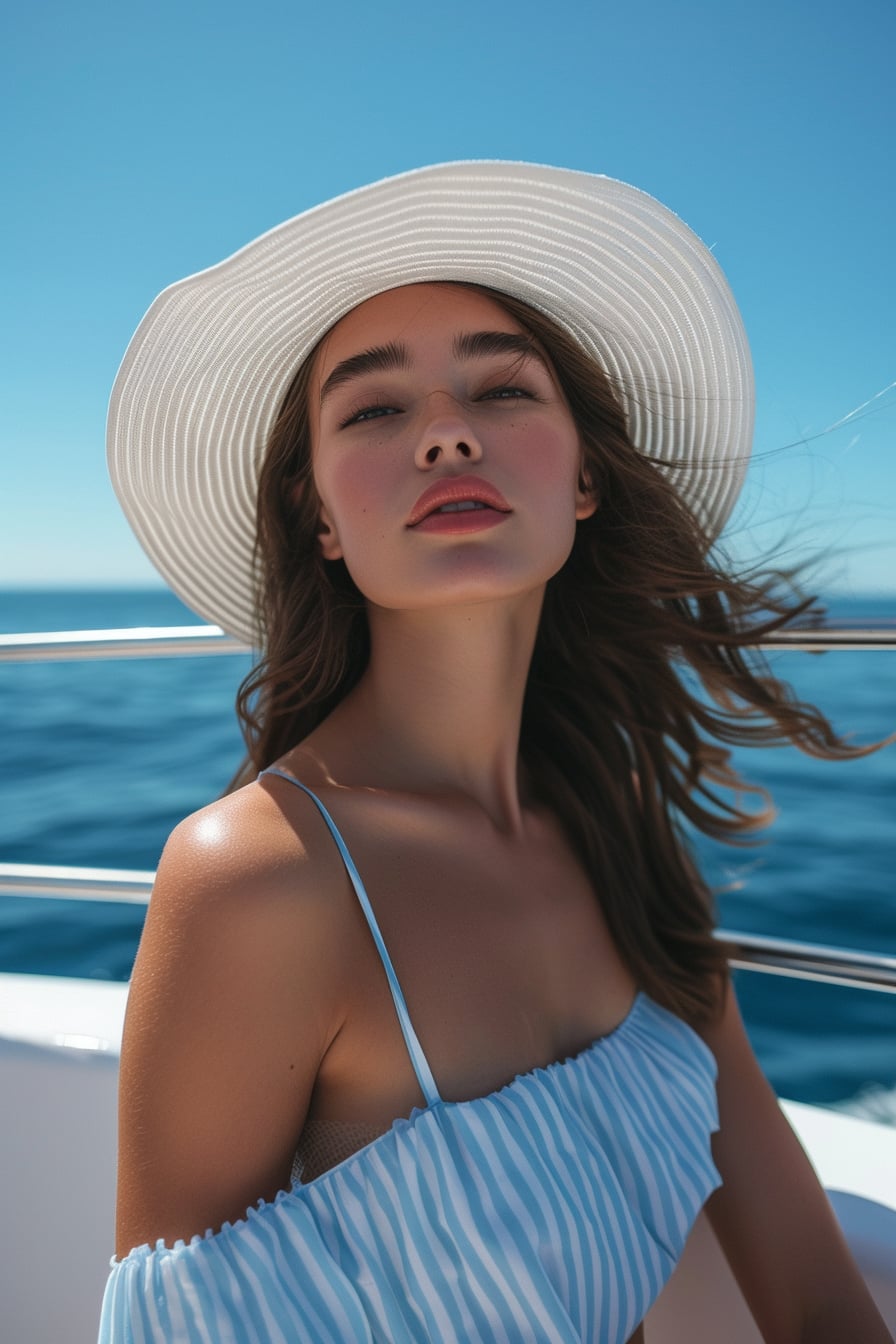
[307,795,637,1120]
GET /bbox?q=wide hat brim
[108,160,753,646]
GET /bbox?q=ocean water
[1,589,894,1116]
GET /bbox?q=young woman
[99,162,891,1342]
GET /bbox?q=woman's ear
[316,503,343,561]
[575,466,598,520]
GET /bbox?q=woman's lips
[407,474,512,528]
[410,503,510,535]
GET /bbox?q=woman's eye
[340,404,400,427]
[480,385,534,402]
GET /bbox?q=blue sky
[2,0,894,598]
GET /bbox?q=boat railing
[2,622,896,661]
[2,620,895,993]
[2,861,895,994]
[0,625,247,661]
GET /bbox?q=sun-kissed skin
[116,285,890,1343]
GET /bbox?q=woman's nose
[414,401,484,470]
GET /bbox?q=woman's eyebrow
[452,330,545,366]
[319,341,410,405]
[319,330,547,406]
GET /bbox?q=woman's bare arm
[115,784,346,1258]
[701,983,892,1343]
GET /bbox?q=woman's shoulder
[147,772,356,950]
[116,773,354,1256]
[169,770,340,878]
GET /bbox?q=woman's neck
[303,590,544,834]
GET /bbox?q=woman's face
[308,283,596,611]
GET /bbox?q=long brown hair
[233,284,873,1024]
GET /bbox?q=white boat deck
[2,970,894,1343]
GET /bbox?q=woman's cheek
[318,453,402,599]
[520,424,582,488]
[325,454,392,535]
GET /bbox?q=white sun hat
[107,160,753,646]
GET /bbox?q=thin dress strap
[261,767,443,1108]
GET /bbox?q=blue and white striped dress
[98,771,721,1343]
